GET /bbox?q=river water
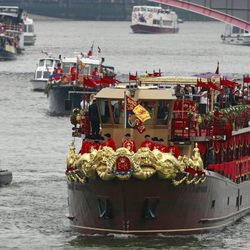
[0,19,250,250]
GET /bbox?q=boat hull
[0,170,12,186]
[0,48,16,60]
[67,171,250,235]
[131,24,179,34]
[47,85,84,116]
[221,35,250,46]
[30,79,47,91]
[24,35,36,46]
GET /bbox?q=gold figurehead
[66,143,206,185]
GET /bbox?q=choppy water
[0,19,250,250]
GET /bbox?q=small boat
[23,16,36,46]
[221,24,250,46]
[0,33,17,60]
[131,5,179,34]
[47,53,116,116]
[0,169,12,186]
[65,73,250,236]
[30,56,61,91]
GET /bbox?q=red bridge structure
[148,0,250,31]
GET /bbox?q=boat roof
[0,6,22,17]
[62,56,101,65]
[95,87,176,100]
[137,76,221,85]
[133,6,162,10]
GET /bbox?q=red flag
[220,78,237,89]
[207,80,220,91]
[129,73,137,81]
[83,77,98,88]
[197,78,209,89]
[243,75,250,83]
[215,61,219,74]
[100,77,117,87]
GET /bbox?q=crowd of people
[80,133,179,158]
[174,83,250,112]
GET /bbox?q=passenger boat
[30,56,60,91]
[131,6,179,34]
[46,53,116,116]
[65,73,250,236]
[23,16,36,46]
[0,33,17,60]
[0,169,12,186]
[221,24,250,46]
[0,6,25,54]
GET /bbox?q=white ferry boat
[131,6,179,34]
[30,57,60,91]
[23,16,36,46]
[221,24,250,46]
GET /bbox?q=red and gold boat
[65,74,250,236]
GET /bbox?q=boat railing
[5,23,24,33]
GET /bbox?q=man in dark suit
[88,97,100,135]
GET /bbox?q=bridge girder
[148,0,250,31]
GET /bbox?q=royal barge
[65,74,250,235]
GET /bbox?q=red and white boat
[130,6,179,34]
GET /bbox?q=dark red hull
[67,171,250,235]
[131,24,179,34]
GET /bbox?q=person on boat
[98,136,107,149]
[55,62,63,75]
[122,133,136,152]
[104,133,116,150]
[199,90,208,114]
[168,141,180,158]
[140,134,154,150]
[158,138,169,153]
[88,97,100,136]
[92,67,100,78]
[70,63,77,84]
[80,135,92,154]
[152,137,160,150]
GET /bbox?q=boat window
[45,59,54,68]
[153,19,160,25]
[156,101,170,125]
[28,25,34,32]
[134,7,139,12]
[140,7,146,12]
[98,99,124,125]
[62,62,74,74]
[232,26,240,33]
[39,59,45,67]
[163,20,172,26]
[80,64,91,75]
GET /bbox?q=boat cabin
[34,58,60,81]
[95,85,176,151]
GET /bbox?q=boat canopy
[138,76,221,85]
[95,87,176,101]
